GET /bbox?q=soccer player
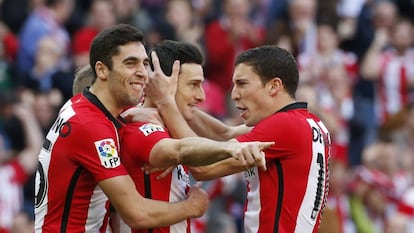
[70,40,272,233]
[120,41,271,233]
[34,24,211,233]
[144,45,332,233]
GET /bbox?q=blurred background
[0,0,414,232]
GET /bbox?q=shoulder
[121,122,166,137]
[61,99,118,140]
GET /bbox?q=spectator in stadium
[17,0,74,75]
[71,0,117,69]
[0,94,43,233]
[360,17,414,125]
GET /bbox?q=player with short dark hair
[147,45,331,233]
[34,24,210,233]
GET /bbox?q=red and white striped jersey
[236,102,331,233]
[35,91,128,233]
[119,122,190,233]
[377,48,414,123]
[0,160,27,231]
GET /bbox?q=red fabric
[400,64,408,104]
[236,103,330,233]
[197,80,226,118]
[331,144,349,166]
[2,32,19,61]
[204,20,265,93]
[398,201,414,216]
[72,28,99,55]
[8,160,28,184]
[120,122,192,233]
[35,93,128,233]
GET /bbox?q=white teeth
[130,83,143,92]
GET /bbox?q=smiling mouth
[130,82,144,91]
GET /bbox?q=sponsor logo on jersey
[94,139,120,168]
[176,165,190,184]
[139,123,165,136]
[244,167,257,178]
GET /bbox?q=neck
[143,98,156,108]
[274,94,296,112]
[89,85,123,118]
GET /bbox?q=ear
[267,77,282,96]
[95,61,108,80]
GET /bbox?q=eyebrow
[122,56,150,63]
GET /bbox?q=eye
[236,80,247,87]
[125,61,135,68]
[190,81,203,88]
[143,60,150,67]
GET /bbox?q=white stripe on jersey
[383,59,403,115]
[243,167,261,233]
[294,119,329,233]
[169,165,189,233]
[85,186,108,232]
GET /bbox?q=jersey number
[309,121,329,220]
[35,162,48,208]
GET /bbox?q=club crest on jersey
[94,139,120,168]
[139,123,165,136]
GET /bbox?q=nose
[136,65,148,82]
[195,87,206,102]
[231,86,239,101]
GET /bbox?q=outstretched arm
[14,103,44,174]
[187,108,251,140]
[149,137,273,168]
[100,175,208,229]
[188,139,268,181]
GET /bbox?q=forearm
[100,176,202,229]
[189,158,248,181]
[360,46,381,80]
[157,100,197,138]
[125,197,197,229]
[17,108,44,173]
[21,113,43,151]
[360,30,387,80]
[176,137,237,166]
[187,108,236,140]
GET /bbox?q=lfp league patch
[94,139,120,168]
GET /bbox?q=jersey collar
[82,88,124,129]
[276,102,308,113]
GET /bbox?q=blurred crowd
[0,0,413,232]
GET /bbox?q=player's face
[176,63,205,120]
[231,63,272,126]
[108,42,150,108]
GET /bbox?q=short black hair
[235,45,299,98]
[150,40,203,76]
[89,24,145,81]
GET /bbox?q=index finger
[171,60,180,79]
[151,51,161,72]
[258,141,274,150]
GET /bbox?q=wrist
[181,199,198,218]
[154,97,175,108]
